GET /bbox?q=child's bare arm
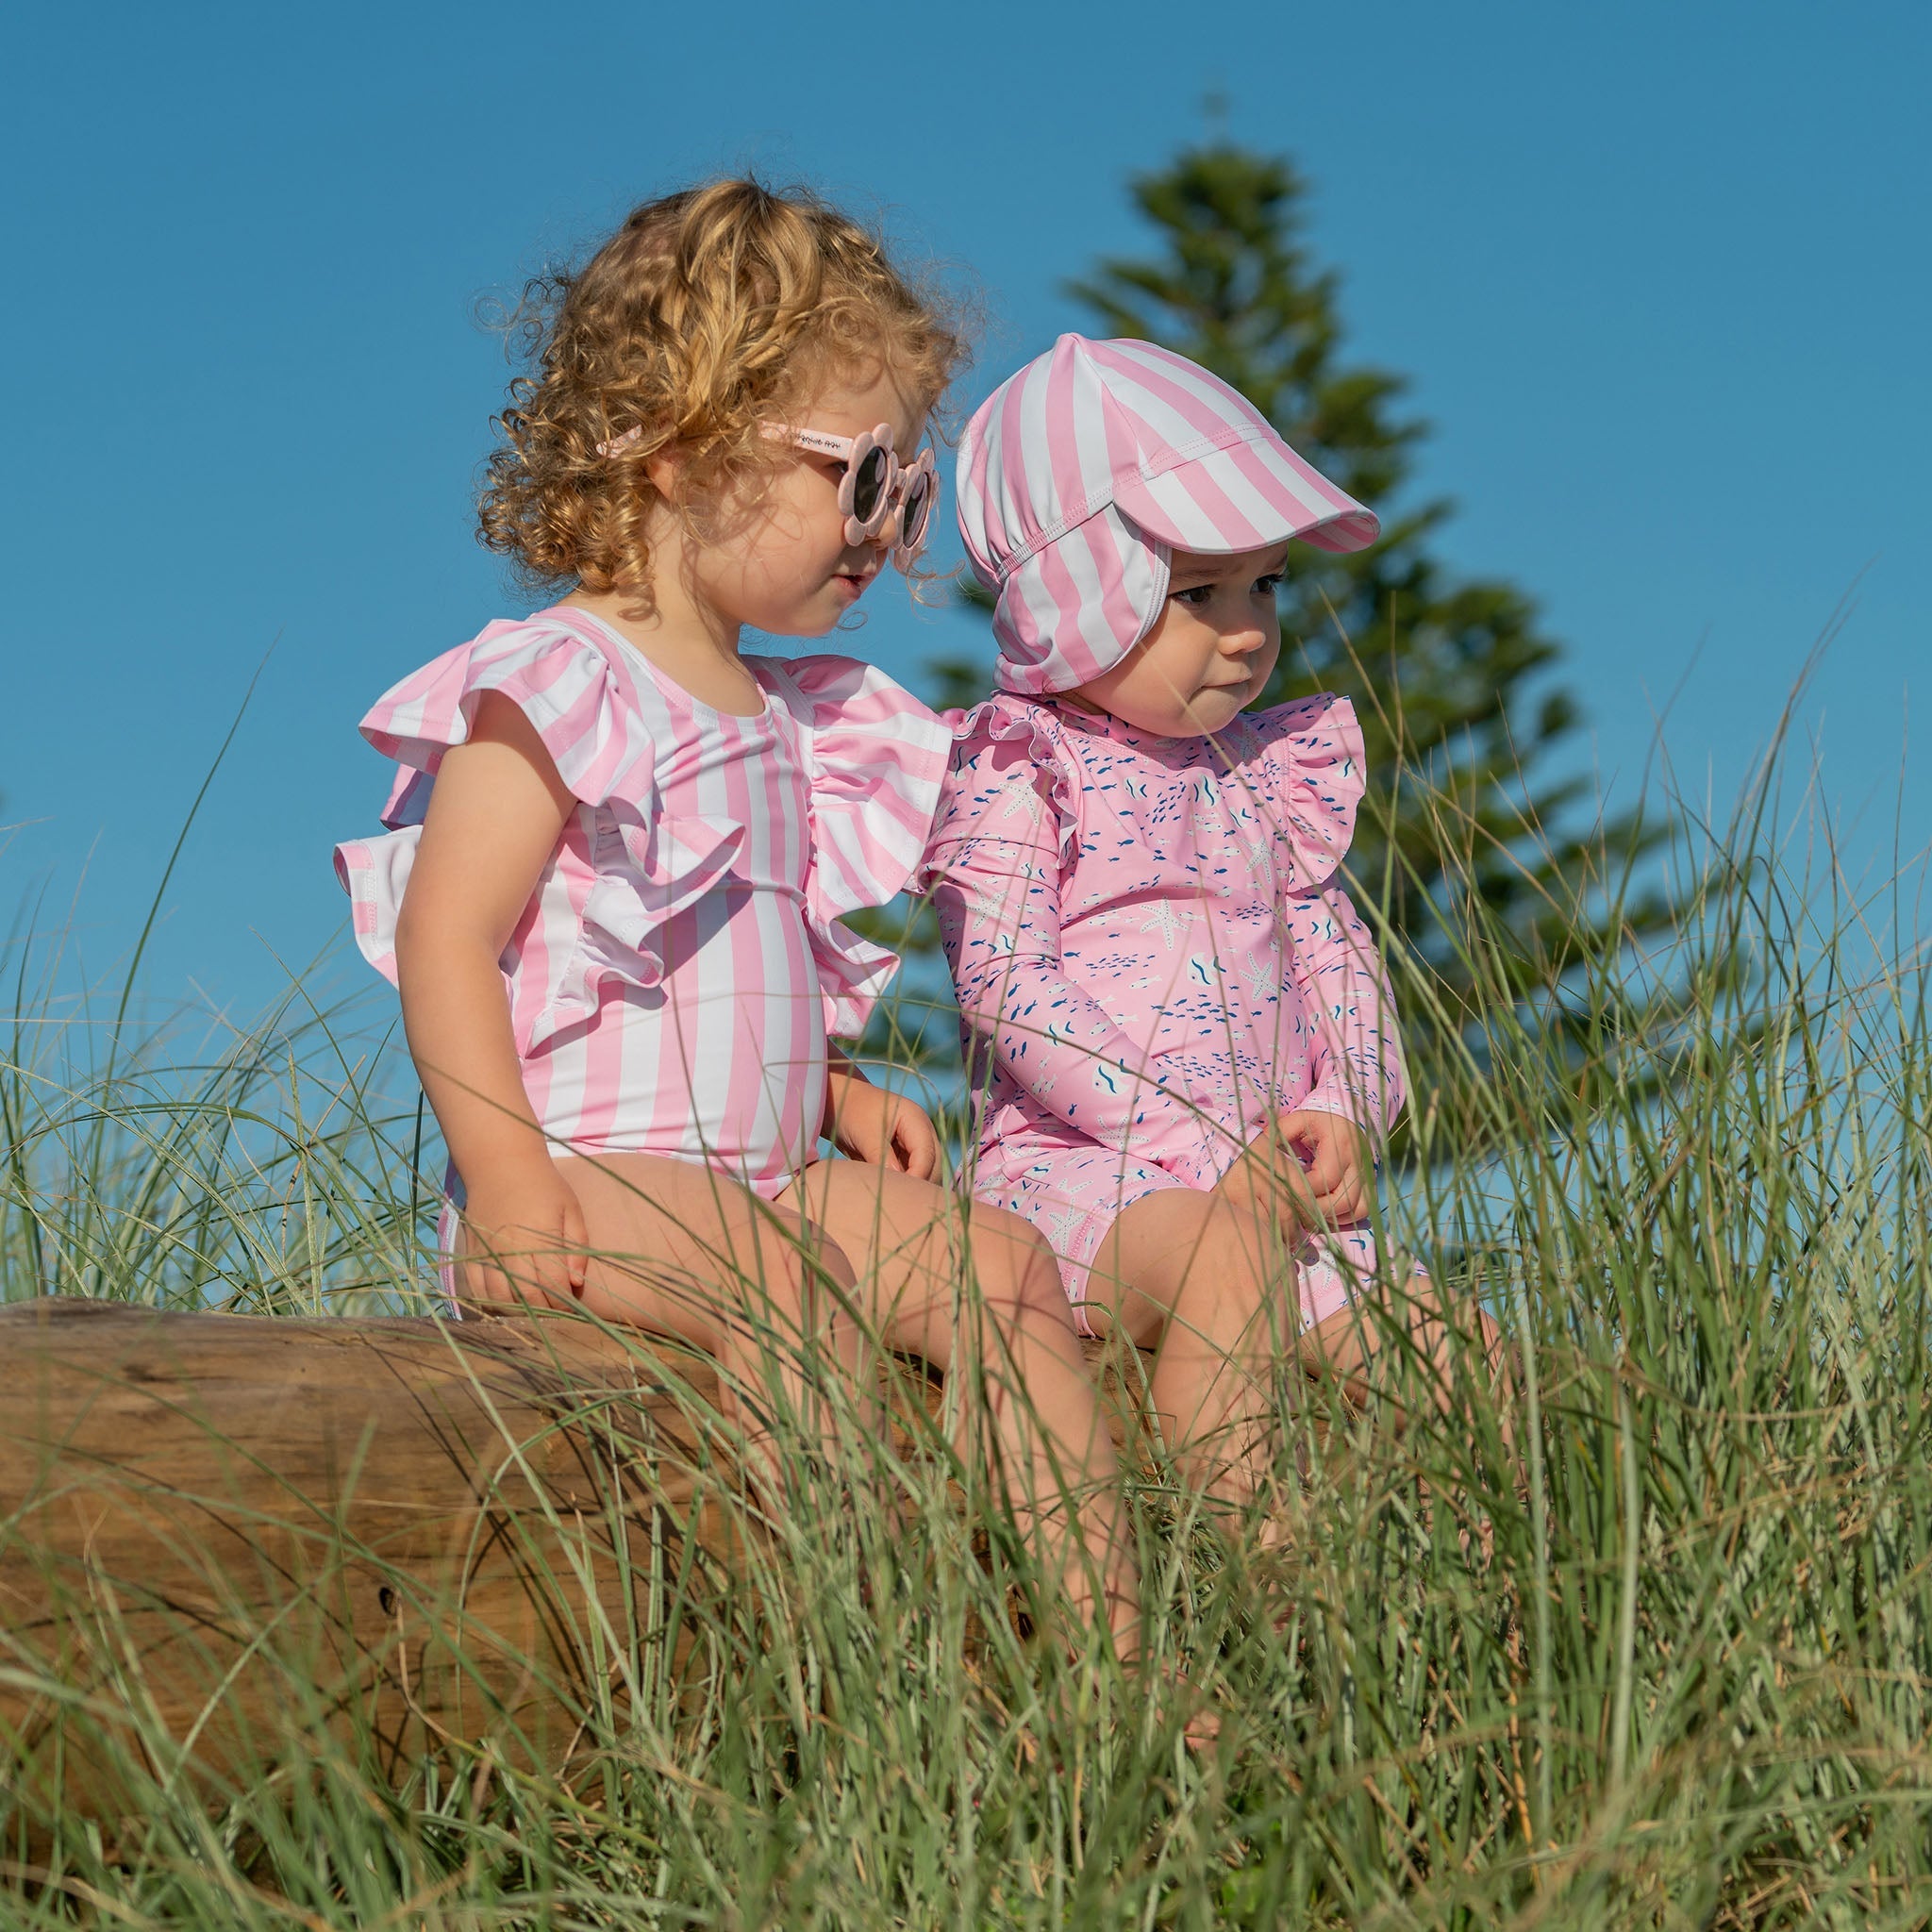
[393,691,585,1305]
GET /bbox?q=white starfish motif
[1132,898,1193,952]
[1045,1205,1089,1249]
[991,782,1046,830]
[1238,950,1280,999]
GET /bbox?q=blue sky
[4,0,1927,1024]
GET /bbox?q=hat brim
[1112,430,1379,558]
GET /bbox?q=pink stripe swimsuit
[925,690,1406,1335]
[335,608,950,1208]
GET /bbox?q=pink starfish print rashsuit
[928,333,1406,1336]
[927,689,1403,1333]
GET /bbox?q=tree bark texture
[0,1298,1149,1835]
[0,1297,745,1825]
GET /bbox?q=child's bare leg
[781,1161,1141,1658]
[1088,1189,1509,1509]
[463,1150,865,1485]
[1299,1274,1515,1567]
[1298,1272,1510,1427]
[1086,1190,1302,1514]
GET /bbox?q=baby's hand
[1215,1110,1376,1232]
[458,1165,589,1309]
[1275,1108,1375,1226]
[1214,1117,1317,1232]
[827,1075,941,1179]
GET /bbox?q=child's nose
[848,508,897,564]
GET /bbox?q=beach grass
[1,738,1928,1930]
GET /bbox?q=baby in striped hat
[925,334,1495,1523]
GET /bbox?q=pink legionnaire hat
[956,334,1381,696]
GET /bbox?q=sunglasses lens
[900,472,933,551]
[850,444,891,526]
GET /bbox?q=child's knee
[1186,1195,1287,1297]
[726,1212,850,1324]
[967,1207,1074,1325]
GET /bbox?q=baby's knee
[1399,1275,1508,1374]
[966,1207,1074,1325]
[1186,1194,1293,1295]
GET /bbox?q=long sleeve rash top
[924,691,1405,1191]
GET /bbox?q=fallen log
[0,1297,1153,1834]
[0,1296,745,1826]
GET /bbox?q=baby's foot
[1020,1587,1218,1755]
[1155,1661,1224,1752]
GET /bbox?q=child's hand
[1275,1109,1375,1226]
[1215,1110,1376,1230]
[1215,1117,1318,1231]
[827,1074,941,1178]
[458,1166,589,1309]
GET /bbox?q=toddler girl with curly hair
[334,186,1142,1655]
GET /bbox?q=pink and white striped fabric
[334,607,950,1198]
[956,335,1380,696]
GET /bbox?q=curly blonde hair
[477,178,967,599]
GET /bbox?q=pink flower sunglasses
[599,420,940,571]
[768,423,939,568]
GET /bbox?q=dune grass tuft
[2,736,1928,1931]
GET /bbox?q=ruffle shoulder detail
[1246,692,1368,890]
[927,689,1082,874]
[358,614,657,823]
[335,617,737,1036]
[755,654,952,1037]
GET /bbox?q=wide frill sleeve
[332,617,738,1053]
[758,655,953,1038]
[924,693,1226,1187]
[1252,693,1406,1135]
